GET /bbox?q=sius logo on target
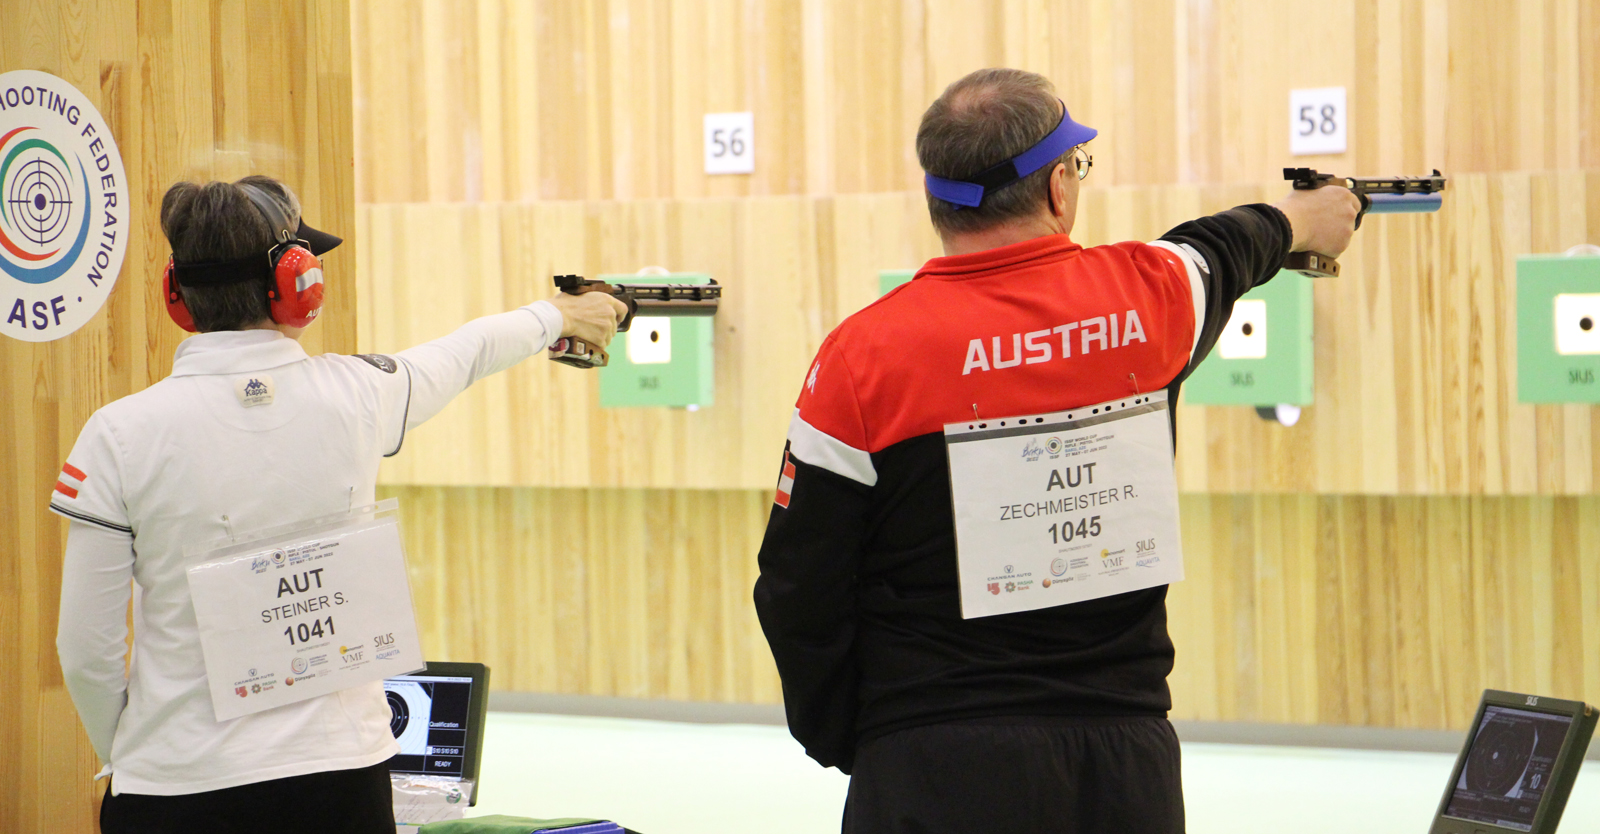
[0,71,129,342]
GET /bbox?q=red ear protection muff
[265,241,324,328]
[163,257,198,332]
[246,183,325,328]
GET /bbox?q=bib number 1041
[1049,515,1102,544]
[284,616,335,646]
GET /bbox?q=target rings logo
[0,70,128,342]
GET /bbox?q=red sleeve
[788,333,875,486]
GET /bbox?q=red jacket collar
[914,234,1082,280]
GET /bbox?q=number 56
[710,127,746,158]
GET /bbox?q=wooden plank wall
[0,2,355,832]
[1170,493,1600,728]
[360,173,1600,495]
[351,0,1600,201]
[386,485,1600,731]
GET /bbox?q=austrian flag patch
[775,451,796,508]
[55,462,86,499]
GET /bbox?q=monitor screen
[1442,705,1575,832]
[384,673,477,779]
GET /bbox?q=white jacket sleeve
[56,520,135,764]
[394,300,565,431]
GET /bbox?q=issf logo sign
[0,70,128,342]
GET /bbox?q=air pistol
[547,274,722,369]
[1282,167,1448,278]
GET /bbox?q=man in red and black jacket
[754,68,1360,833]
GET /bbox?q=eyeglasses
[1072,146,1093,180]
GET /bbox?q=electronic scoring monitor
[384,661,490,805]
[1430,690,1595,834]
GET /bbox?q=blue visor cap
[924,102,1097,209]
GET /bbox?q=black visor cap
[297,218,342,255]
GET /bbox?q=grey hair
[159,176,303,331]
[916,68,1070,236]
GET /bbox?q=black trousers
[100,760,396,834]
[843,716,1185,834]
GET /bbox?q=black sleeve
[752,445,871,774]
[1159,203,1293,377]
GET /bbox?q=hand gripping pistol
[547,274,722,369]
[1282,168,1448,278]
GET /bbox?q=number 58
[1298,104,1337,136]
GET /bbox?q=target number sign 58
[0,70,129,342]
[1289,87,1347,156]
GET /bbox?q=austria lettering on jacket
[962,310,1148,375]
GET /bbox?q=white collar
[169,330,311,377]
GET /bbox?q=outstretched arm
[394,303,564,430]
[393,290,629,431]
[1153,185,1358,374]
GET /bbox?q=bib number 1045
[1049,515,1102,544]
[284,616,335,646]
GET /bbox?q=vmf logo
[0,70,128,342]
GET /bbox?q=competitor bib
[186,500,424,721]
[945,391,1184,619]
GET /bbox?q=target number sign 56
[0,70,129,342]
[704,112,754,175]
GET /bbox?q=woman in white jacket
[52,175,625,833]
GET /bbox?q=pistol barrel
[615,281,721,317]
[1279,169,1448,278]
[1346,171,1447,195]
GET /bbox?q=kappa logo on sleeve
[774,450,797,508]
[54,461,85,499]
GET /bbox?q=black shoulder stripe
[353,354,399,374]
[49,502,133,534]
[383,359,413,458]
